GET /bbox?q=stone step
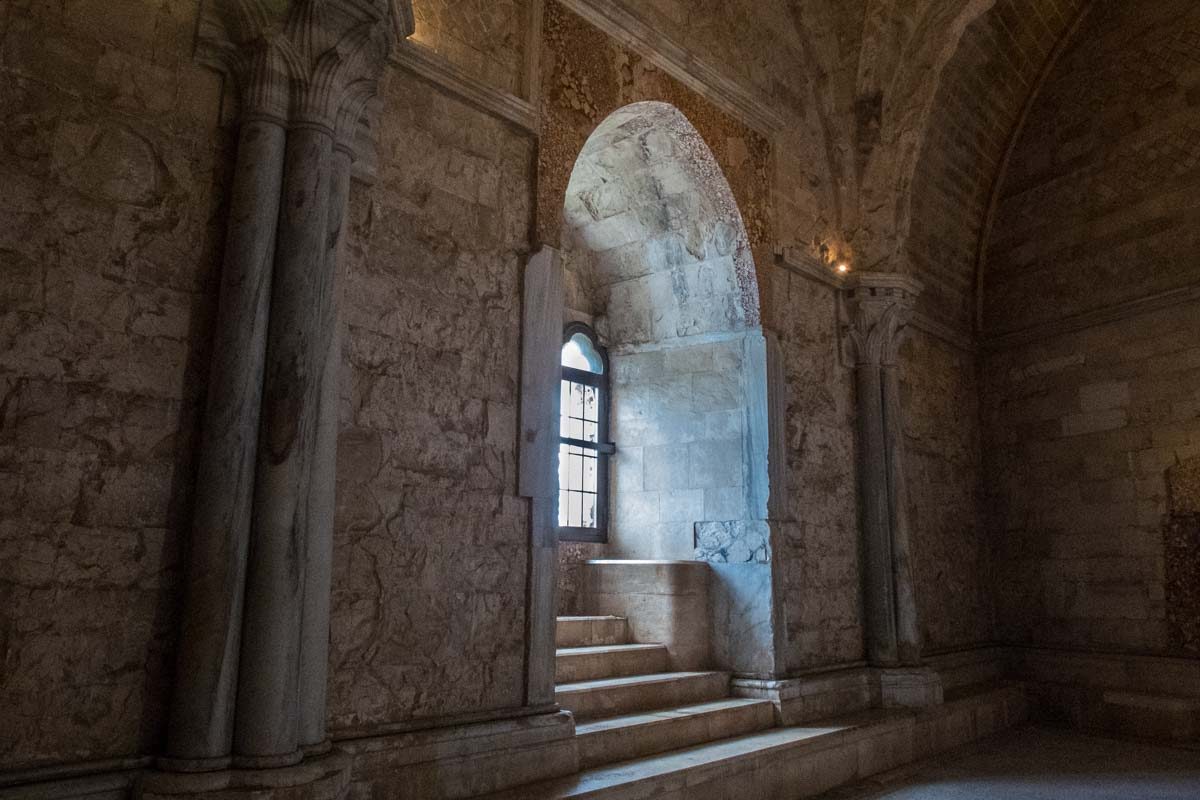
[556,672,729,721]
[484,684,1029,799]
[556,616,628,648]
[576,697,776,769]
[555,644,670,683]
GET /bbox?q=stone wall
[902,332,994,653]
[327,65,536,733]
[906,0,1087,330]
[410,0,533,97]
[0,0,227,772]
[983,304,1200,654]
[609,336,752,561]
[983,0,1200,336]
[980,0,1200,656]
[765,274,862,672]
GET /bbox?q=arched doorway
[552,102,779,676]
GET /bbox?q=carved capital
[840,272,924,366]
[198,0,413,148]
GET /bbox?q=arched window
[558,324,612,542]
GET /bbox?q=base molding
[138,751,350,800]
[878,666,944,708]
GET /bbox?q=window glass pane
[560,380,570,416]
[561,332,604,373]
[583,421,597,443]
[569,382,584,419]
[584,386,599,422]
[558,490,569,527]
[569,492,582,527]
[569,416,584,440]
[583,455,597,493]
[581,493,596,528]
[571,452,584,490]
[558,443,569,493]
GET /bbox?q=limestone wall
[410,0,533,96]
[327,66,536,732]
[980,0,1200,656]
[983,304,1200,653]
[902,333,994,653]
[0,0,227,772]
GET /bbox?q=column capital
[197,0,413,147]
[840,272,924,366]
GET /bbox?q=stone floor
[817,726,1200,799]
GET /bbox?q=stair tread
[576,697,775,735]
[491,712,895,798]
[556,643,666,657]
[556,671,726,693]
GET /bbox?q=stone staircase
[554,615,776,769]
[482,615,1030,799]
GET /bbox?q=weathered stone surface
[0,0,225,772]
[326,68,535,732]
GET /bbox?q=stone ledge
[339,710,578,799]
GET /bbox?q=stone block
[688,438,743,489]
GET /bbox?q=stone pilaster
[162,0,412,779]
[841,273,927,674]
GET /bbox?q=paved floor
[819,726,1200,799]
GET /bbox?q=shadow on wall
[554,101,782,676]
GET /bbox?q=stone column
[159,0,413,776]
[841,274,927,671]
[164,46,291,770]
[298,145,354,754]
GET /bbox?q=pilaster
[841,273,929,677]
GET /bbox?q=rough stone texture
[901,332,993,653]
[1164,516,1200,657]
[326,66,535,732]
[765,274,862,672]
[980,0,1200,658]
[557,540,603,616]
[907,0,1087,330]
[0,0,226,772]
[410,0,532,97]
[984,0,1200,335]
[982,304,1200,654]
[537,2,775,321]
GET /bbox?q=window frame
[557,323,612,544]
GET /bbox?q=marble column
[841,273,923,669]
[162,0,413,775]
[234,120,336,766]
[165,88,288,768]
[299,146,354,753]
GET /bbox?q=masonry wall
[0,0,227,772]
[983,305,1200,653]
[328,66,536,732]
[981,0,1200,656]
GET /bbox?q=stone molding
[391,40,539,134]
[197,0,413,146]
[775,248,975,354]
[983,282,1200,352]
[556,0,786,135]
[840,272,924,367]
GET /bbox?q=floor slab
[818,726,1200,800]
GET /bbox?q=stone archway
[554,102,782,676]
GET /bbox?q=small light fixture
[836,262,851,275]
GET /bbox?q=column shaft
[235,124,336,763]
[856,363,898,666]
[882,364,922,664]
[298,148,353,750]
[166,118,286,764]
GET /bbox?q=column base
[876,666,944,708]
[139,750,350,800]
